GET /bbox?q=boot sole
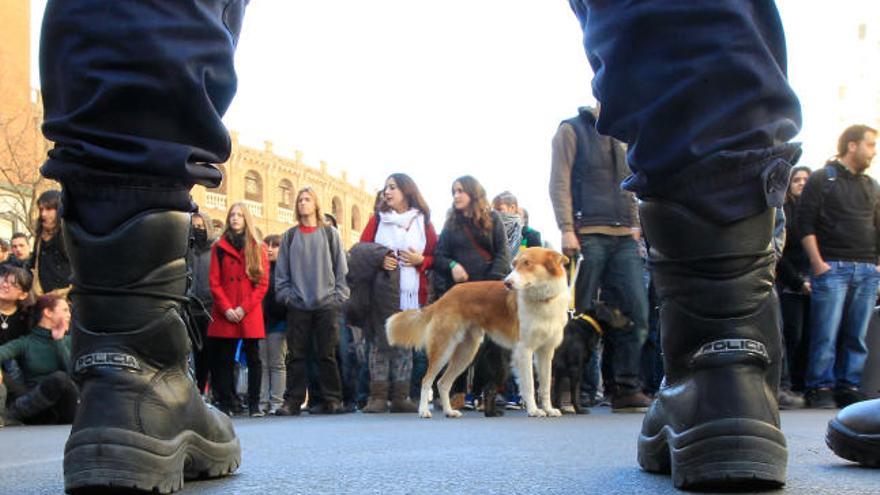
[638,418,787,490]
[64,427,241,494]
[826,419,880,467]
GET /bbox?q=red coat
[360,214,437,306]
[207,237,270,339]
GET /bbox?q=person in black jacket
[432,175,510,415]
[799,125,879,409]
[776,166,811,409]
[29,190,71,297]
[259,235,287,416]
[188,211,215,395]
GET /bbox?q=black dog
[551,301,629,414]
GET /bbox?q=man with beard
[799,125,879,409]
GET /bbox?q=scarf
[497,211,523,259]
[374,208,426,310]
[226,231,246,251]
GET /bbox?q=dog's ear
[544,251,567,276]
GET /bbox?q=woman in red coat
[208,202,270,417]
[359,173,437,413]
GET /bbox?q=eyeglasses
[0,278,22,290]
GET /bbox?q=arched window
[332,196,343,228]
[351,205,361,231]
[209,164,227,194]
[278,179,294,208]
[244,170,263,202]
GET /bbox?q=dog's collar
[569,313,603,335]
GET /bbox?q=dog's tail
[386,309,431,349]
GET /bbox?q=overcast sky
[30,1,880,242]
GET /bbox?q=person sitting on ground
[0,294,75,426]
[0,265,35,427]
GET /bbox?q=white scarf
[375,208,426,310]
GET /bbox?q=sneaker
[611,391,652,413]
[778,389,806,410]
[249,407,266,418]
[806,387,836,409]
[505,400,522,411]
[463,394,476,410]
[834,386,866,409]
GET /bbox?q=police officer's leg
[571,0,801,490]
[40,1,247,492]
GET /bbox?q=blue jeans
[570,0,801,223]
[806,261,880,390]
[575,234,649,393]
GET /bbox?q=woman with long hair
[358,173,437,413]
[432,175,511,415]
[30,190,71,297]
[207,202,269,417]
[776,165,812,408]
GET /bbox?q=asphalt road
[0,407,877,495]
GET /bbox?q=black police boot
[63,211,240,494]
[826,398,880,467]
[637,201,786,490]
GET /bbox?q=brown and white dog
[386,247,570,418]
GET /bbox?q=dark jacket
[798,161,880,263]
[32,231,71,295]
[777,198,810,292]
[0,326,71,389]
[433,210,510,298]
[521,226,543,249]
[188,241,214,316]
[359,213,438,306]
[263,261,287,328]
[345,242,400,350]
[565,108,637,229]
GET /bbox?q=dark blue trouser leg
[570,0,801,223]
[40,0,247,231]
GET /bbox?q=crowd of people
[0,123,877,428]
[1,124,878,426]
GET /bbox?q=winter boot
[7,386,55,423]
[637,202,787,490]
[826,398,880,467]
[361,381,389,413]
[63,211,240,494]
[390,381,419,413]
